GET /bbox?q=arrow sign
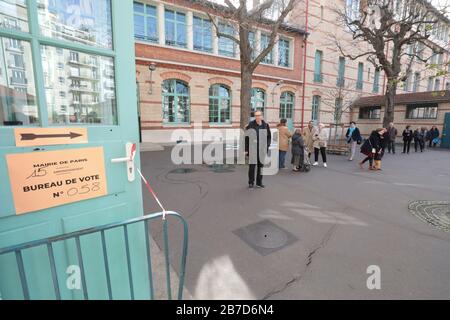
[14,128,88,147]
[21,132,83,141]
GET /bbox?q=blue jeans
[279,150,287,168]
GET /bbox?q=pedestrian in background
[291,129,305,172]
[312,123,328,168]
[413,128,425,152]
[402,125,413,154]
[345,121,362,161]
[375,128,388,170]
[387,122,398,154]
[303,121,315,159]
[428,126,440,147]
[277,119,292,169]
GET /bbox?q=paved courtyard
[141,146,450,300]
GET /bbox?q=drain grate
[233,220,298,256]
[169,168,197,174]
[409,201,450,233]
[208,164,235,173]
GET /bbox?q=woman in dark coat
[359,129,383,170]
[413,128,425,152]
[402,125,413,154]
[291,129,305,171]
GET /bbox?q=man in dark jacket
[387,122,398,154]
[429,126,440,147]
[402,125,413,154]
[245,111,271,189]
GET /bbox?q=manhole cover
[409,201,450,233]
[169,168,197,174]
[208,164,235,173]
[233,220,298,256]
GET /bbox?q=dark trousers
[414,140,424,152]
[249,162,264,185]
[314,147,327,163]
[387,140,396,153]
[279,150,287,169]
[362,155,374,167]
[403,140,411,153]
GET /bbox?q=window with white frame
[134,2,158,43]
[278,38,290,67]
[193,16,212,52]
[165,9,187,48]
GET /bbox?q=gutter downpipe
[300,0,309,129]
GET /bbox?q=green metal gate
[0,211,188,300]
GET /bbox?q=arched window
[280,91,294,119]
[162,79,190,123]
[209,84,231,124]
[251,88,266,116]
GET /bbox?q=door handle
[111,142,136,182]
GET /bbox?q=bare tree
[331,0,450,128]
[194,0,298,129]
[321,79,362,126]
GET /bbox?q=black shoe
[256,184,265,189]
[249,183,254,189]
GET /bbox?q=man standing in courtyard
[245,111,272,189]
[387,122,398,154]
[303,121,316,159]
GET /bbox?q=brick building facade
[135,0,306,143]
[134,0,450,143]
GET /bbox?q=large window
[337,57,345,87]
[359,106,381,119]
[0,0,117,127]
[280,91,294,119]
[218,23,236,57]
[134,2,158,43]
[346,0,360,21]
[373,68,380,93]
[37,0,113,49]
[165,9,186,48]
[0,0,29,32]
[406,104,438,119]
[42,46,116,125]
[162,79,189,123]
[311,95,320,121]
[356,62,364,90]
[314,50,323,82]
[193,16,212,53]
[261,33,273,64]
[0,37,37,126]
[278,38,290,67]
[251,88,265,115]
[209,84,231,124]
[412,72,420,92]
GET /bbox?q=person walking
[312,123,328,168]
[291,129,305,171]
[402,125,413,154]
[359,128,384,170]
[245,111,271,189]
[428,126,440,147]
[303,121,315,159]
[277,119,292,169]
[413,128,425,152]
[375,128,388,170]
[387,122,398,154]
[345,121,362,161]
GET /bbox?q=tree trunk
[383,81,396,128]
[240,66,252,129]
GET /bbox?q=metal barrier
[0,211,188,300]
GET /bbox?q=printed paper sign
[6,147,107,215]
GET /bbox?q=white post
[212,16,219,55]
[187,11,194,50]
[158,3,165,46]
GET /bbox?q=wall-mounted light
[148,62,157,95]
